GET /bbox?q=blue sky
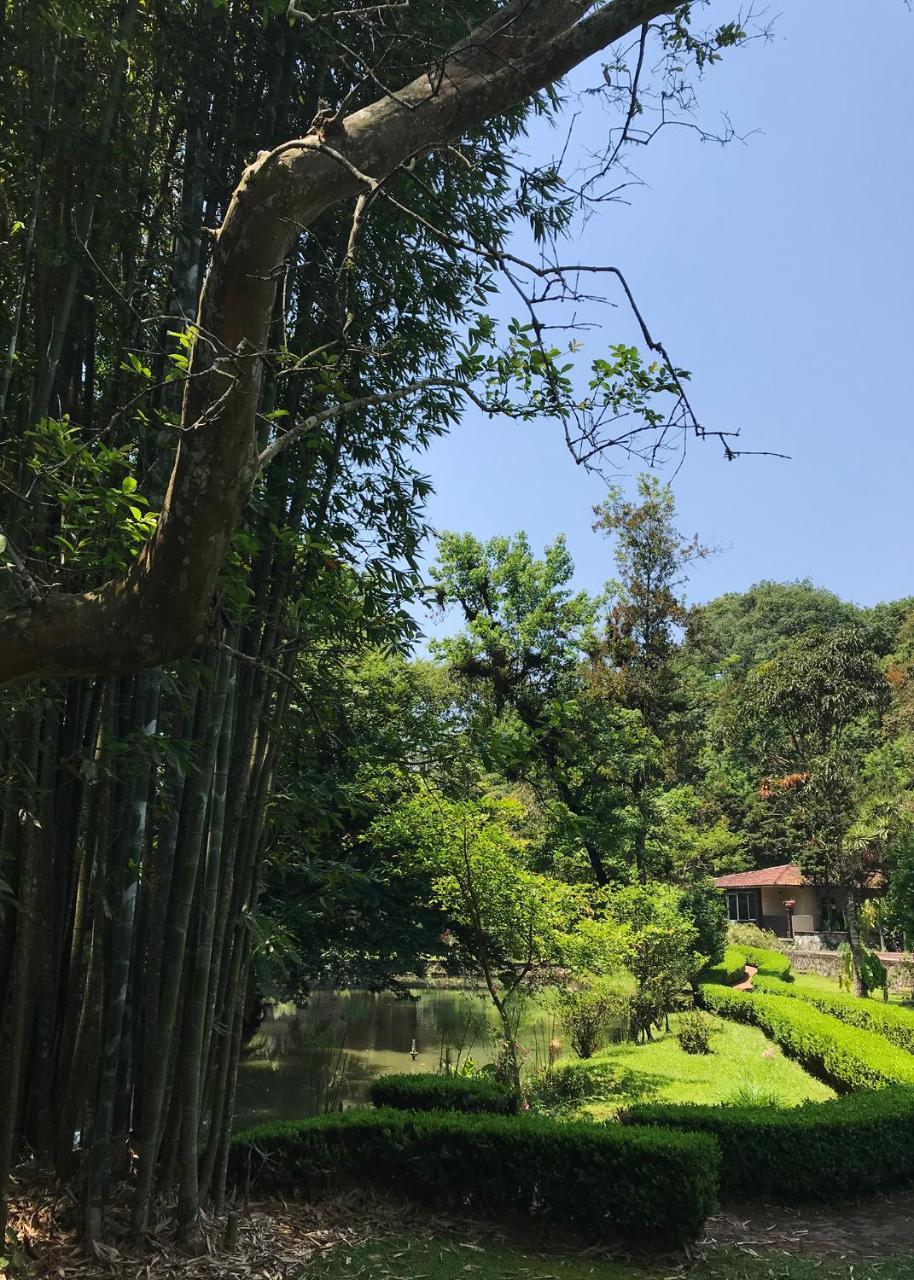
[414,2,914,635]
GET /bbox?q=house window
[726,891,758,923]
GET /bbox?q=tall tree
[0,0,558,1244]
[735,628,888,994]
[431,531,658,885]
[593,473,710,744]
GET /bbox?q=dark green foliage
[623,1088,914,1203]
[527,1060,616,1113]
[369,1073,519,1115]
[751,977,914,1056]
[697,985,914,1090]
[675,1011,715,1055]
[229,1108,718,1246]
[678,882,727,966]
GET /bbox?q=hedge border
[751,975,914,1056]
[622,1087,914,1202]
[737,945,794,982]
[229,1108,718,1247]
[620,975,914,1204]
[703,945,793,988]
[696,983,914,1090]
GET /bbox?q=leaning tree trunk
[0,0,678,685]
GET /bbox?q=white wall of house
[759,885,819,935]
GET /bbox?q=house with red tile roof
[713,863,831,938]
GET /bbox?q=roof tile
[714,863,808,890]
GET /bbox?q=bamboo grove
[0,0,535,1245]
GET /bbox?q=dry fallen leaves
[5,1178,363,1280]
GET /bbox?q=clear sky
[413,1,914,636]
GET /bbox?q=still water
[234,987,561,1129]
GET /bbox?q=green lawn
[788,970,914,1006]
[790,970,846,995]
[305,1233,914,1279]
[580,1013,833,1119]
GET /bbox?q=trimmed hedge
[622,1087,914,1202]
[703,945,792,987]
[617,971,914,1205]
[229,1108,718,1247]
[704,945,793,987]
[697,984,914,1090]
[369,1072,519,1115]
[703,947,748,987]
[752,976,914,1056]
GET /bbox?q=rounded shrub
[675,1010,716,1055]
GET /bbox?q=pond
[234,987,566,1129]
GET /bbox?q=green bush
[705,944,793,986]
[751,977,914,1056]
[369,1072,519,1115]
[229,1108,718,1246]
[559,977,630,1059]
[675,1010,716,1055]
[726,922,789,951]
[527,1059,615,1114]
[697,984,914,1091]
[622,1087,914,1202]
[678,880,728,967]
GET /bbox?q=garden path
[734,965,758,991]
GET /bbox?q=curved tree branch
[0,0,679,684]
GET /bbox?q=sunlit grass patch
[579,1014,833,1120]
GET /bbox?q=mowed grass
[304,1233,914,1280]
[580,1013,833,1119]
[787,969,914,1007]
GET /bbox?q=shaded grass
[304,1233,914,1279]
[580,1014,833,1120]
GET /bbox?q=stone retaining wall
[788,948,914,993]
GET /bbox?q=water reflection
[234,987,561,1129]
